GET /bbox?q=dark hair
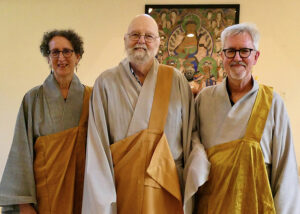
[40,29,84,57]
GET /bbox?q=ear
[75,54,81,64]
[220,50,225,61]
[253,50,260,65]
[47,57,53,70]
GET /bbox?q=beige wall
[0,0,299,180]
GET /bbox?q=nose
[233,50,242,61]
[58,52,66,60]
[137,35,146,44]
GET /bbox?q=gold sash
[33,86,92,214]
[110,65,184,214]
[197,85,276,214]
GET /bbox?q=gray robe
[82,58,208,214]
[195,78,300,214]
[0,74,85,213]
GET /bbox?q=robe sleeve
[82,76,117,214]
[180,76,210,214]
[0,92,37,212]
[270,93,300,214]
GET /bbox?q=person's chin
[133,52,147,60]
[55,69,73,77]
[230,70,246,80]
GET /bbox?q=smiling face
[221,32,260,83]
[124,15,160,65]
[48,36,80,80]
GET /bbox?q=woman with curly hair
[0,29,91,214]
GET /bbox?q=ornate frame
[145,4,240,92]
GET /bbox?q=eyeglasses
[127,33,159,43]
[222,48,255,59]
[48,49,74,58]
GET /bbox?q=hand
[189,81,201,96]
[19,204,37,214]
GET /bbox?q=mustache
[230,61,247,66]
[133,44,147,50]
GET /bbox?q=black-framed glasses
[48,49,74,58]
[127,33,159,43]
[223,48,255,59]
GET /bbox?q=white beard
[229,69,247,80]
[126,44,158,65]
[228,61,248,80]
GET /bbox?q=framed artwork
[145,4,240,93]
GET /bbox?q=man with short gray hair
[193,23,300,213]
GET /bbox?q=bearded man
[81,14,209,214]
[193,23,300,214]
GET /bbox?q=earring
[48,57,53,74]
[49,65,53,74]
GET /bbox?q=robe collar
[42,73,84,132]
[221,76,259,106]
[120,58,160,137]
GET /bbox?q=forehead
[224,32,254,49]
[127,16,158,35]
[49,36,73,49]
